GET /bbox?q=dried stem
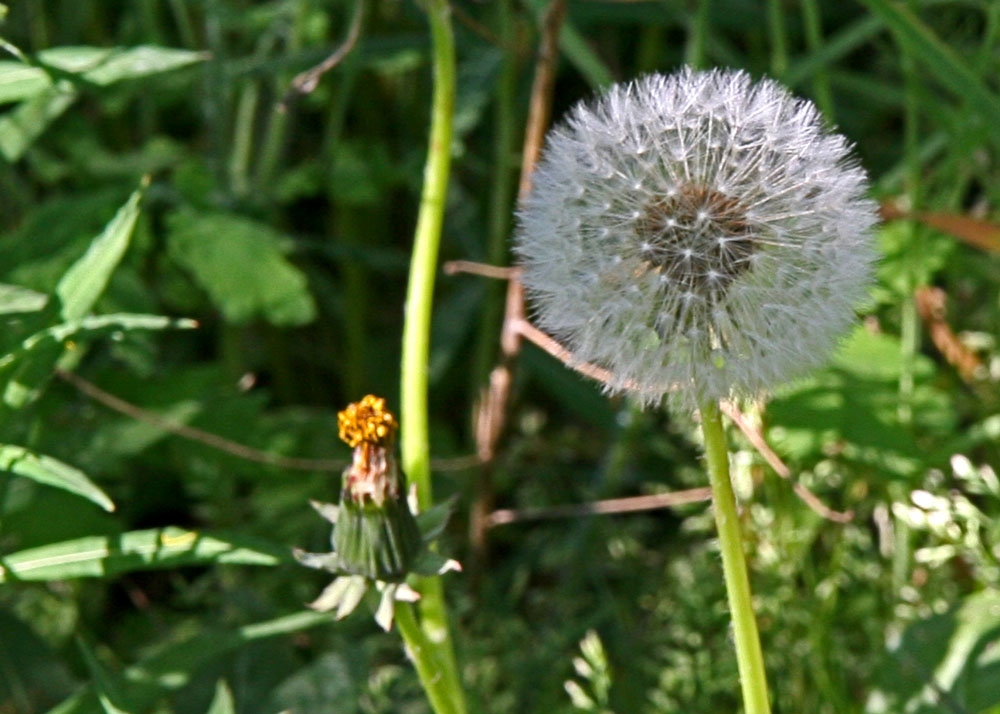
[915,285,983,382]
[719,401,854,523]
[55,368,478,473]
[443,261,522,280]
[468,0,568,564]
[55,368,344,471]
[446,259,850,522]
[279,0,364,110]
[486,487,712,527]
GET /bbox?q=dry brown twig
[279,0,364,111]
[914,286,983,383]
[468,0,569,560]
[55,368,477,473]
[486,487,713,527]
[450,257,853,523]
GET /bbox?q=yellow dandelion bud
[337,395,398,448]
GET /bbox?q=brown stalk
[914,285,982,382]
[880,200,1000,254]
[468,0,568,563]
[55,368,477,472]
[279,0,364,110]
[486,487,713,527]
[450,259,852,523]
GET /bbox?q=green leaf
[45,610,334,714]
[167,209,317,326]
[0,313,197,408]
[0,526,292,582]
[0,283,48,314]
[768,327,955,476]
[0,445,115,512]
[76,638,132,714]
[0,45,203,159]
[0,45,204,99]
[205,680,236,714]
[269,652,360,714]
[70,45,206,86]
[56,184,144,322]
[0,82,77,161]
[0,60,54,104]
[867,589,1000,714]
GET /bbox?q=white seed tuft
[515,67,878,408]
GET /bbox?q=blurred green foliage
[0,1,999,713]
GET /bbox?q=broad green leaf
[0,283,47,314]
[0,445,114,512]
[72,45,206,86]
[0,60,53,104]
[167,209,317,326]
[270,652,360,714]
[0,45,203,159]
[45,611,334,714]
[0,82,77,161]
[858,0,1000,150]
[0,526,292,582]
[76,639,132,714]
[0,313,197,408]
[56,184,144,322]
[768,327,955,476]
[0,46,204,99]
[205,681,236,714]
[866,589,1000,714]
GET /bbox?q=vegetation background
[1,0,999,712]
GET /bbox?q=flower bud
[333,395,422,581]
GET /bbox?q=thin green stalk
[168,0,198,48]
[767,0,789,77]
[254,0,308,192]
[896,0,921,426]
[700,400,772,714]
[395,603,464,714]
[401,0,456,512]
[229,79,259,198]
[399,1,466,713]
[472,0,517,394]
[801,0,835,119]
[685,0,710,69]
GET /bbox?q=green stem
[399,1,465,713]
[395,602,463,714]
[767,0,788,77]
[700,400,772,714]
[896,0,921,426]
[685,0,711,69]
[801,0,835,120]
[401,0,456,511]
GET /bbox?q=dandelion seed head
[515,67,878,408]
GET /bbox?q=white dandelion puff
[515,67,878,408]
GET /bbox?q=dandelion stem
[700,399,772,714]
[399,0,466,711]
[395,602,463,714]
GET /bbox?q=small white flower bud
[515,68,878,408]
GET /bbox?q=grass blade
[0,445,115,512]
[0,527,292,582]
[858,0,1000,149]
[56,183,145,322]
